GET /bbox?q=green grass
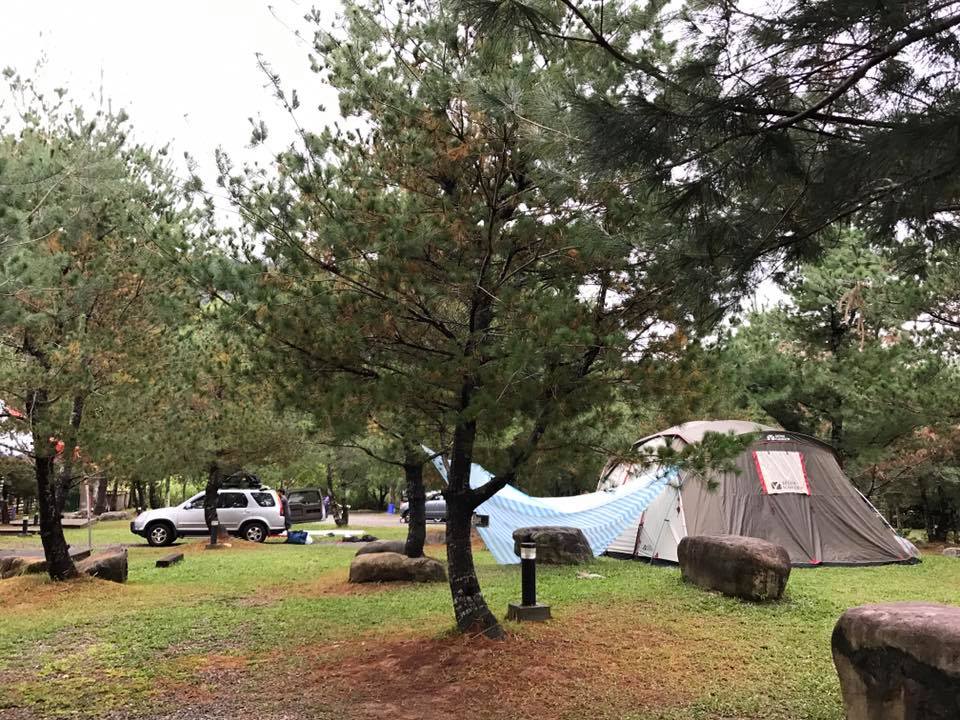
[2,523,959,719]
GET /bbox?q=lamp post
[506,541,552,622]
[209,519,220,547]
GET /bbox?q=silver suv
[130,488,285,546]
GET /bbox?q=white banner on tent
[754,451,811,495]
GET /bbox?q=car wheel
[241,521,268,543]
[146,522,175,547]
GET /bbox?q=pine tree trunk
[148,481,160,509]
[94,475,109,515]
[0,480,8,525]
[28,389,78,581]
[446,493,503,639]
[204,460,223,537]
[36,453,77,580]
[403,460,426,558]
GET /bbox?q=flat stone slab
[678,535,791,602]
[833,602,960,719]
[156,552,184,568]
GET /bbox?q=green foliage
[462,1,960,292]
[219,0,718,494]
[721,231,960,495]
[0,454,34,498]
[0,75,192,499]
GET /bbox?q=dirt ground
[128,600,753,720]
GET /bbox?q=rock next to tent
[677,535,790,601]
[832,603,960,720]
[348,552,447,583]
[512,527,593,565]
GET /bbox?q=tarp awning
[431,454,670,564]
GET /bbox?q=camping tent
[599,420,920,567]
[430,454,671,565]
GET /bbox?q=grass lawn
[1,521,958,720]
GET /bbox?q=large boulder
[0,556,45,579]
[942,547,960,557]
[355,539,408,556]
[76,548,128,584]
[348,552,446,583]
[677,535,790,602]
[511,526,593,565]
[832,603,960,720]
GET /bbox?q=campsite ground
[2,521,958,720]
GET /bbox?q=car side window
[251,492,275,507]
[185,497,205,510]
[288,492,306,504]
[216,492,248,509]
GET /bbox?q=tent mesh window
[753,451,811,495]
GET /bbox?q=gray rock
[76,548,128,583]
[832,602,960,720]
[943,547,960,557]
[96,510,135,521]
[511,526,593,565]
[355,539,408,556]
[678,535,790,601]
[0,556,45,579]
[339,533,378,543]
[348,552,446,583]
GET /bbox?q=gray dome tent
[599,420,919,567]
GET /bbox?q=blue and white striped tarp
[430,454,672,565]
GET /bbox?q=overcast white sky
[3,1,785,310]
[3,1,342,197]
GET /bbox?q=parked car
[286,488,326,523]
[400,490,446,523]
[130,487,284,546]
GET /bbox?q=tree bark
[444,411,504,639]
[28,389,78,581]
[0,479,8,525]
[403,458,426,558]
[446,493,503,639]
[204,460,224,538]
[376,485,389,512]
[148,480,160,509]
[94,474,109,515]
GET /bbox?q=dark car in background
[400,490,446,523]
[287,488,326,523]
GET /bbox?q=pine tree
[722,230,960,483]
[0,77,191,579]
[221,0,725,638]
[460,0,960,278]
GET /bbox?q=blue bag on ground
[286,530,310,544]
